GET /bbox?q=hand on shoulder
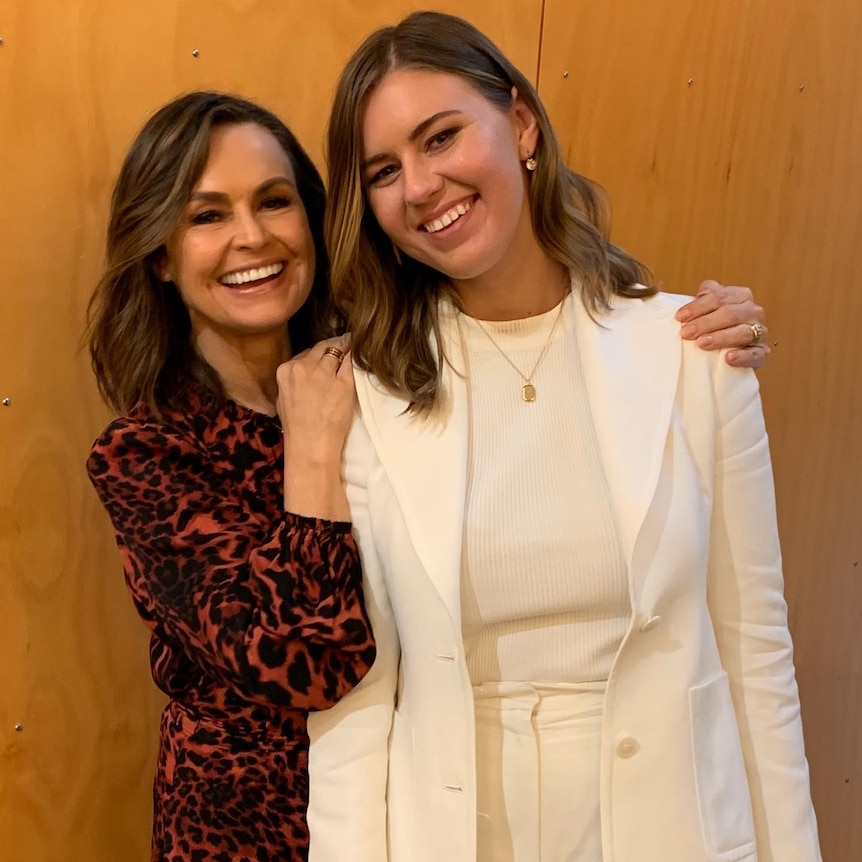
[675,280,771,370]
[277,336,356,521]
[277,336,356,462]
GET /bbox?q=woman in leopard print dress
[85,92,375,862]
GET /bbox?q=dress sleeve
[86,416,376,711]
[706,362,821,860]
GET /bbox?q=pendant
[522,382,537,402]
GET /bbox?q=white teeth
[221,262,284,285]
[423,199,473,233]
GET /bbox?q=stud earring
[525,155,538,172]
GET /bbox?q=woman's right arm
[307,416,399,862]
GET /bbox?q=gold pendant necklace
[471,296,566,402]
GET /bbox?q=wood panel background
[0,2,541,860]
[0,0,858,859]
[537,1,861,859]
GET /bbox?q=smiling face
[159,122,315,358]
[361,68,540,292]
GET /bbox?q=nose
[401,155,443,207]
[232,207,267,249]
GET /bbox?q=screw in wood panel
[14,724,23,732]
[2,397,10,406]
[798,84,805,92]
[562,71,569,78]
[192,49,200,58]
[687,78,694,86]
[0,37,4,47]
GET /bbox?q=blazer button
[616,737,640,759]
[639,614,662,633]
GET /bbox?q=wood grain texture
[539,1,861,858]
[0,1,541,859]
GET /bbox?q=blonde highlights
[326,11,653,412]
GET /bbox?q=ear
[154,251,174,283]
[510,87,540,161]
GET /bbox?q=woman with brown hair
[306,11,819,862]
[86,92,375,861]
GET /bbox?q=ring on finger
[322,346,346,364]
[747,322,766,346]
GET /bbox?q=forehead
[197,122,296,187]
[362,69,497,147]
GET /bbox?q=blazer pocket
[688,672,757,861]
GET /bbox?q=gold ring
[748,322,766,346]
[322,346,346,363]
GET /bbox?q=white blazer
[307,291,820,862]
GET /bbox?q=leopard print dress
[87,385,376,862]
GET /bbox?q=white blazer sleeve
[307,416,399,862]
[706,361,821,861]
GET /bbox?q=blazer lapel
[572,293,682,565]
[354,308,469,627]
[355,293,682,620]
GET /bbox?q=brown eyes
[366,127,462,187]
[190,209,221,225]
[427,127,459,150]
[260,195,293,210]
[187,196,293,225]
[367,164,398,186]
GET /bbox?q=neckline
[181,379,281,427]
[457,292,574,352]
[462,293,568,326]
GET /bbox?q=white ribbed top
[454,294,630,685]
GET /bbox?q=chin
[234,313,294,334]
[419,241,507,283]
[426,257,500,284]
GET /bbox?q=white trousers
[473,681,606,862]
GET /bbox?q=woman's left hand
[675,280,771,369]
[277,335,356,521]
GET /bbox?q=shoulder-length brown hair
[87,91,336,416]
[326,10,653,413]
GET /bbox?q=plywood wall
[1,0,858,859]
[0,2,542,860]
[537,1,861,858]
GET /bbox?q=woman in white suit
[306,11,820,862]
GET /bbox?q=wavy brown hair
[87,91,336,416]
[326,10,654,413]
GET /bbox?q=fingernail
[726,351,737,363]
[680,323,696,337]
[697,334,714,347]
[676,308,691,322]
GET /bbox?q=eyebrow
[188,176,296,204]
[361,110,461,172]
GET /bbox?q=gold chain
[470,296,566,402]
